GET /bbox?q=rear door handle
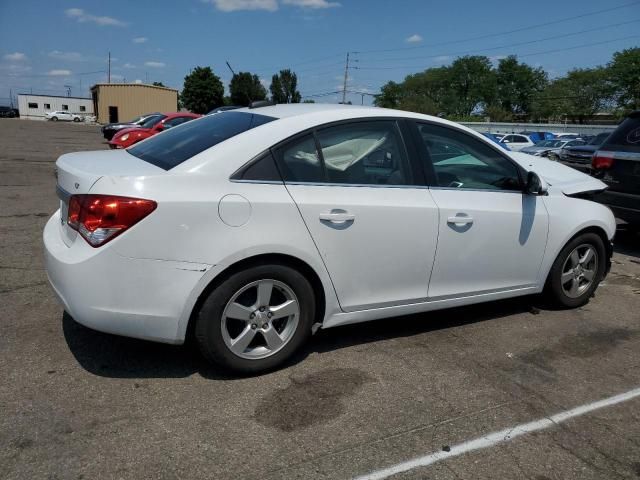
[447,215,474,225]
[319,211,355,223]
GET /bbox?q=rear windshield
[603,116,640,153]
[589,132,610,146]
[139,114,165,129]
[128,111,276,170]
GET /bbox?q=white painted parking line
[354,387,640,480]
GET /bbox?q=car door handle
[447,215,474,225]
[319,211,355,223]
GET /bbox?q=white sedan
[500,133,535,151]
[44,104,615,373]
[45,110,82,122]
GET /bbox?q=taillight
[592,152,615,170]
[67,194,157,247]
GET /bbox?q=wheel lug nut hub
[259,307,265,312]
[251,323,257,329]
[262,323,268,329]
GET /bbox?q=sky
[0,0,639,106]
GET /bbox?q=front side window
[417,122,522,191]
[316,121,412,185]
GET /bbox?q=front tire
[195,264,315,374]
[545,232,606,308]
[50,116,58,122]
[73,117,80,122]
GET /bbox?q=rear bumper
[43,210,212,344]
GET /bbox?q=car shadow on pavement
[613,227,640,259]
[64,295,542,380]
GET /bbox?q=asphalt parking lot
[1,118,640,480]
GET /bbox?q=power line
[352,0,640,55]
[353,35,640,70]
[354,19,640,65]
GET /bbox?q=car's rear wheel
[50,116,58,122]
[545,232,606,308]
[73,117,80,122]
[195,264,315,374]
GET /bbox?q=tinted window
[275,135,324,183]
[128,111,276,170]
[589,132,610,145]
[417,123,522,191]
[603,116,640,153]
[233,151,282,182]
[163,116,193,128]
[316,121,412,185]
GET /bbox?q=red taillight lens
[592,152,615,170]
[66,194,156,247]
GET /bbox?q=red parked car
[108,112,201,149]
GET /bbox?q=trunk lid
[55,149,164,246]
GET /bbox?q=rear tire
[545,232,606,308]
[73,117,80,122]
[195,264,315,374]
[50,116,58,122]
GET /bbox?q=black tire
[73,117,80,122]
[545,232,606,308]
[195,264,315,374]
[50,116,58,122]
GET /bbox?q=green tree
[495,56,547,115]
[609,47,640,113]
[180,66,224,114]
[270,69,301,103]
[374,81,403,108]
[444,56,496,116]
[229,72,267,106]
[302,99,315,103]
[152,81,166,87]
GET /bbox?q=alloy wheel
[221,279,300,360]
[560,244,598,299]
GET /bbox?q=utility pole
[108,52,111,83]
[9,88,12,108]
[341,52,350,104]
[225,61,236,76]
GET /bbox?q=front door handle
[447,215,474,225]
[319,210,355,224]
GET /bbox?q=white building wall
[17,94,94,121]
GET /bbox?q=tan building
[91,83,178,124]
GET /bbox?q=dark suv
[591,111,640,228]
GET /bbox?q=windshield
[128,111,276,170]
[536,140,563,147]
[139,114,165,129]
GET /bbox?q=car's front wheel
[50,116,58,122]
[195,264,315,374]
[545,232,606,308]
[73,117,80,122]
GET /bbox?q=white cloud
[434,55,451,63]
[211,0,278,11]
[123,63,137,69]
[48,69,72,76]
[134,79,143,84]
[132,37,148,44]
[65,8,127,27]
[4,52,27,62]
[144,61,166,68]
[282,0,340,7]
[406,34,423,44]
[0,63,32,75]
[48,50,86,62]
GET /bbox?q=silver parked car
[521,139,585,160]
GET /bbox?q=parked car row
[105,112,201,148]
[0,106,19,118]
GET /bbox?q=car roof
[234,103,404,120]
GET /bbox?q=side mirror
[526,171,548,195]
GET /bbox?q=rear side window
[275,135,325,183]
[128,112,276,170]
[603,116,640,153]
